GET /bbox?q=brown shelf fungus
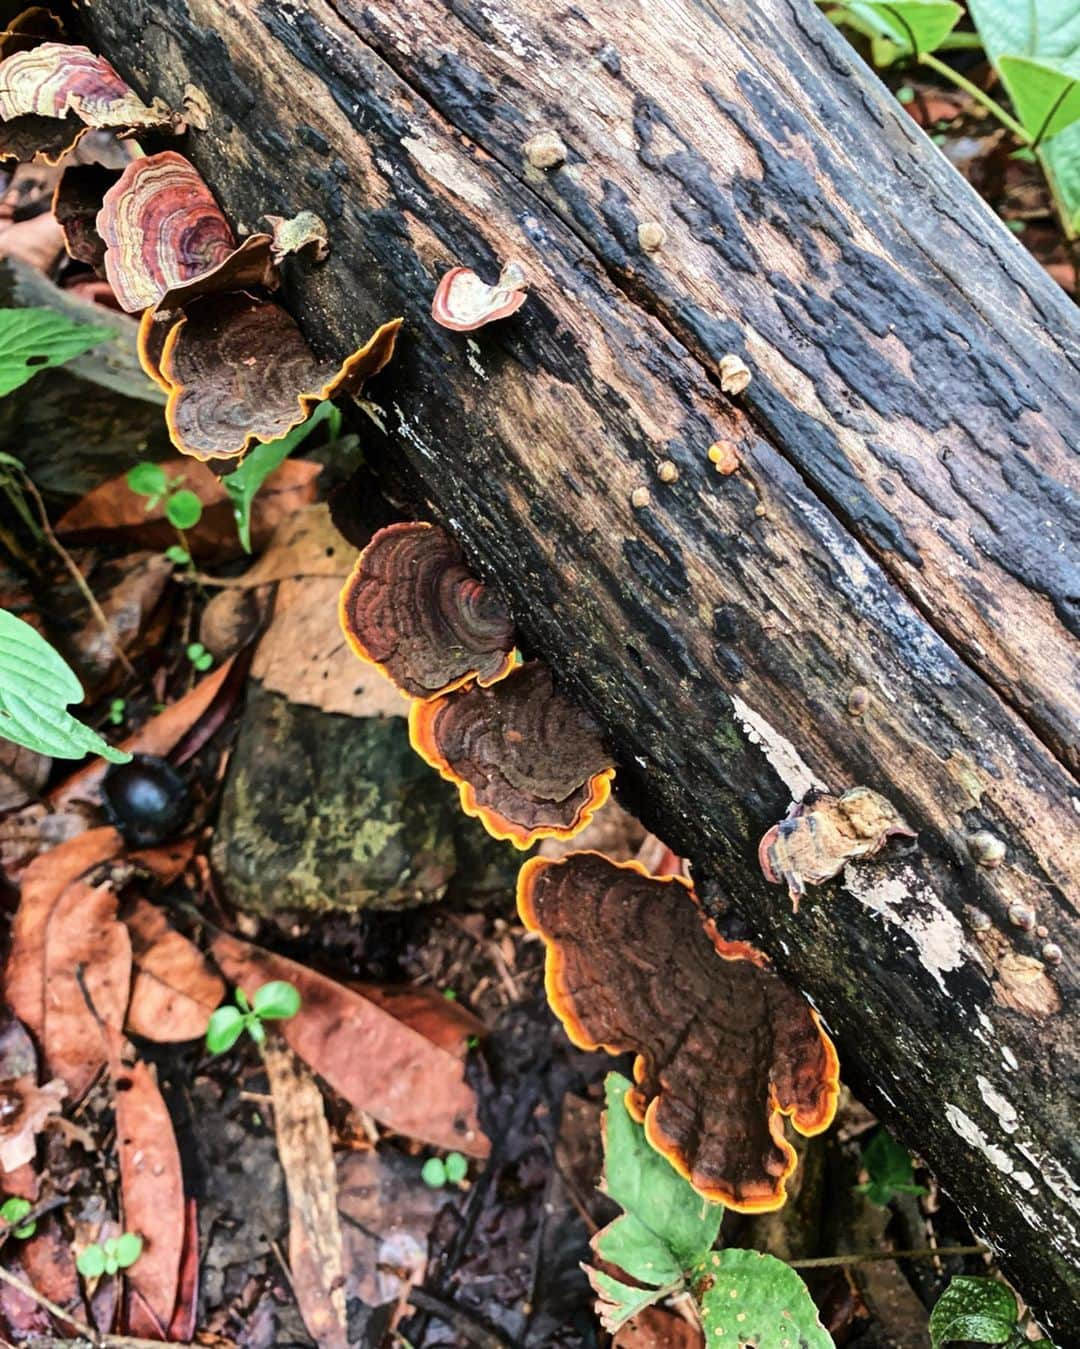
[518,851,839,1210]
[431,260,528,331]
[759,786,917,910]
[339,521,517,701]
[157,293,401,460]
[52,162,120,270]
[409,661,615,848]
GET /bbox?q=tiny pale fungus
[847,685,870,716]
[262,209,330,264]
[630,486,650,508]
[719,353,751,395]
[637,220,666,252]
[708,440,740,475]
[656,460,678,483]
[1041,942,1062,966]
[524,128,566,169]
[518,851,839,1210]
[409,662,614,848]
[965,906,992,932]
[1007,900,1036,932]
[339,521,516,700]
[967,830,1006,868]
[431,260,528,332]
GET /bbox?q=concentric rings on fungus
[517,851,840,1211]
[431,260,528,331]
[339,521,517,701]
[409,662,614,848]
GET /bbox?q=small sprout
[0,1196,36,1239]
[656,459,678,483]
[126,461,169,509]
[967,830,1006,868]
[637,221,666,252]
[77,1231,143,1279]
[718,354,751,394]
[896,85,916,105]
[445,1151,468,1184]
[442,987,458,1001]
[707,440,740,474]
[1041,942,1063,966]
[206,980,302,1054]
[165,488,203,531]
[421,1151,469,1188]
[847,685,870,716]
[855,1127,926,1206]
[1007,900,1036,932]
[630,486,650,508]
[164,544,191,565]
[524,128,566,169]
[186,642,213,673]
[107,697,126,726]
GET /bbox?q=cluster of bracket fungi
[3,18,846,1212]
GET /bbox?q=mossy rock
[212,682,521,913]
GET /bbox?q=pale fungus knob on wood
[656,460,678,483]
[708,441,740,474]
[524,129,567,169]
[637,220,666,252]
[847,686,870,716]
[719,354,751,394]
[630,486,651,508]
[967,830,1006,868]
[1041,942,1063,966]
[1008,900,1037,931]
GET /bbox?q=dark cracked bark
[82,0,1080,1334]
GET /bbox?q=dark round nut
[101,754,192,847]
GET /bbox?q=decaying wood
[82,0,1080,1334]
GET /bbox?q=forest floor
[0,45,1067,1349]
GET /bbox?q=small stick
[789,1243,988,1269]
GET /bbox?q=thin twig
[789,1243,988,1269]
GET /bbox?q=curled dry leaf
[42,880,131,1100]
[340,521,516,700]
[124,899,225,1042]
[409,661,614,848]
[97,150,236,313]
[263,209,329,263]
[518,851,839,1211]
[52,162,119,270]
[158,291,402,460]
[210,929,489,1157]
[109,1050,184,1336]
[759,786,917,910]
[0,1040,66,1168]
[431,259,528,331]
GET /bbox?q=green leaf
[164,544,191,565]
[588,1268,668,1333]
[596,1213,685,1287]
[224,400,336,552]
[76,1244,106,1279]
[600,1073,723,1269]
[165,488,203,530]
[997,56,1080,142]
[838,1,962,59]
[206,1005,245,1054]
[696,1249,832,1349]
[0,308,113,398]
[126,462,168,500]
[421,1157,447,1188]
[0,610,131,763]
[855,1127,926,1206]
[930,1276,1018,1347]
[247,1016,266,1045]
[444,1152,468,1184]
[114,1232,143,1268]
[252,979,301,1020]
[0,1197,31,1225]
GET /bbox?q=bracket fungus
[52,161,120,270]
[340,521,517,700]
[157,292,402,460]
[409,661,614,848]
[431,260,528,331]
[759,786,917,910]
[0,42,173,162]
[518,852,839,1210]
[263,209,330,264]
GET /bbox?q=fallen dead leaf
[42,880,131,1100]
[5,828,122,1040]
[0,210,64,271]
[353,982,486,1060]
[111,1051,184,1337]
[64,551,172,695]
[0,742,50,814]
[0,1016,66,1174]
[19,1217,83,1334]
[210,931,489,1157]
[614,1306,704,1349]
[124,898,224,1042]
[264,1037,348,1349]
[167,1199,199,1343]
[56,459,321,561]
[225,503,352,587]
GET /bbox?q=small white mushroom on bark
[524,129,567,169]
[637,220,666,251]
[719,353,752,394]
[262,209,330,264]
[431,260,528,332]
[968,830,1006,867]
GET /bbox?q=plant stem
[790,1243,988,1269]
[918,52,1029,142]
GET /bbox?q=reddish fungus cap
[408,661,614,848]
[431,259,528,331]
[154,231,277,312]
[0,42,172,131]
[339,521,517,701]
[518,851,840,1211]
[97,150,237,313]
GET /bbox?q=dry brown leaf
[66,551,172,694]
[0,1076,66,1172]
[0,741,50,813]
[125,898,224,1042]
[353,982,486,1060]
[614,1307,704,1349]
[0,210,64,270]
[42,880,131,1100]
[5,828,122,1040]
[231,503,352,587]
[264,1038,348,1349]
[111,1052,184,1336]
[210,931,489,1157]
[56,459,321,560]
[19,1217,82,1332]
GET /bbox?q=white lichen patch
[977,1074,1019,1133]
[729,695,827,801]
[845,865,966,994]
[946,1104,1017,1177]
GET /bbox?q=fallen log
[83,0,1080,1333]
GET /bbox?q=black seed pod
[101,754,191,847]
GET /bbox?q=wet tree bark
[83,0,1080,1335]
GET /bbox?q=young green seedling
[76,1231,143,1279]
[206,980,302,1053]
[126,463,203,570]
[0,1197,36,1240]
[185,641,213,673]
[421,1152,469,1188]
[855,1127,927,1207]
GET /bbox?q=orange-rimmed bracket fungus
[157,292,402,460]
[52,162,120,270]
[339,521,517,700]
[431,260,528,331]
[759,786,917,911]
[518,851,839,1210]
[0,41,175,162]
[409,661,615,848]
